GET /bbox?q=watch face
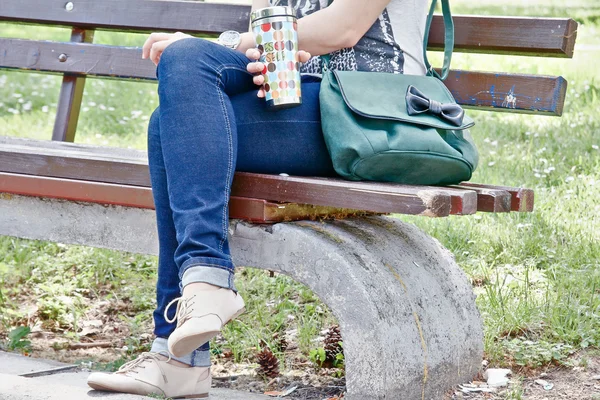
[220,31,240,47]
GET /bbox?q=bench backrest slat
[429,16,577,58]
[0,0,577,58]
[0,0,252,35]
[0,38,567,115]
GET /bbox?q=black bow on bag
[405,85,465,126]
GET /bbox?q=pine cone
[272,332,288,352]
[324,325,343,362]
[256,348,280,378]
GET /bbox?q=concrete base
[0,194,483,399]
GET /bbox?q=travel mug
[251,6,302,109]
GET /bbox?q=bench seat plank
[459,183,534,212]
[450,185,511,213]
[0,0,577,57]
[0,38,567,115]
[0,137,479,217]
[0,172,377,223]
[0,136,534,215]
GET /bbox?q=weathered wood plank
[0,137,478,217]
[0,39,567,115]
[0,1,577,57]
[428,16,577,58]
[0,0,251,35]
[450,185,511,213]
[459,183,534,212]
[52,27,94,142]
[0,172,374,223]
[443,70,568,116]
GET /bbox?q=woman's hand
[246,48,312,98]
[142,32,192,66]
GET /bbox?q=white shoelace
[116,352,171,383]
[164,295,196,325]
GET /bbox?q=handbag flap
[331,70,474,130]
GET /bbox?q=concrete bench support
[0,193,483,399]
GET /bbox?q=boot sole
[170,307,246,357]
[88,382,208,398]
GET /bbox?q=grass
[1,0,599,380]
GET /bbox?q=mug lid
[251,6,295,22]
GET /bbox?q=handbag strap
[321,0,454,81]
[423,0,454,81]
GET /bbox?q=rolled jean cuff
[181,262,236,291]
[151,337,211,367]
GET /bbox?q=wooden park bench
[0,1,577,399]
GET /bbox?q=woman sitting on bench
[87,0,430,397]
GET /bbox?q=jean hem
[151,337,211,367]
[181,263,236,291]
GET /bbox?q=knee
[147,107,161,150]
[157,37,213,79]
[148,107,160,136]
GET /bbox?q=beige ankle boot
[165,285,245,357]
[87,352,210,398]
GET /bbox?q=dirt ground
[447,353,600,400]
[9,305,600,400]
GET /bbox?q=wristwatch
[218,31,242,50]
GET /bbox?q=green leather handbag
[319,0,479,185]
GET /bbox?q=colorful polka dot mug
[251,6,301,109]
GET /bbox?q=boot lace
[116,352,171,383]
[164,295,196,326]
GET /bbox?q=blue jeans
[147,38,335,366]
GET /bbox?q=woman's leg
[147,108,210,367]
[88,38,334,398]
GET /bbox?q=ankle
[183,282,221,295]
[167,358,193,368]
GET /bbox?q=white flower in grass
[88,101,97,107]
[592,145,599,150]
[108,107,115,111]
[565,176,575,183]
[12,93,22,98]
[7,108,19,114]
[82,107,90,112]
[488,161,496,167]
[95,134,103,139]
[22,102,32,111]
[41,106,49,113]
[99,104,107,111]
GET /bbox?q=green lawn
[0,0,599,379]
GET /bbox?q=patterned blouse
[269,0,429,75]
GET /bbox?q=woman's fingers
[245,48,262,61]
[246,48,310,97]
[297,50,312,63]
[253,75,265,86]
[142,32,172,59]
[150,39,176,66]
[143,32,191,63]
[247,61,265,75]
